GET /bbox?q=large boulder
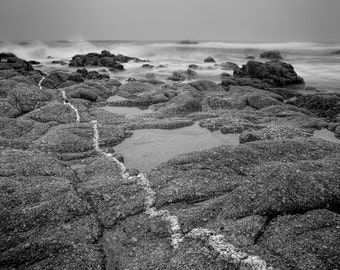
[117,81,154,98]
[204,56,216,63]
[69,50,143,69]
[189,80,225,93]
[234,60,304,87]
[31,122,131,160]
[7,83,54,114]
[260,50,283,59]
[0,53,35,75]
[62,81,114,102]
[155,92,202,117]
[22,101,91,124]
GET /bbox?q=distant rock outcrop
[234,60,304,87]
[260,50,283,59]
[204,56,216,63]
[0,52,35,75]
[69,50,145,71]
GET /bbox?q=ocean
[1,40,340,91]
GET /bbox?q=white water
[1,40,340,91]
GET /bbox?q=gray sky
[1,0,340,41]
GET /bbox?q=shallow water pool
[114,123,240,172]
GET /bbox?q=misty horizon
[1,0,340,42]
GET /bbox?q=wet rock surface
[1,53,340,269]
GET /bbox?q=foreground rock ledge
[1,138,339,269]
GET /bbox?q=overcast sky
[0,0,339,42]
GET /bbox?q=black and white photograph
[1,0,340,269]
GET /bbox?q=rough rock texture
[61,81,116,102]
[154,92,202,117]
[31,122,131,160]
[234,60,304,87]
[239,125,312,143]
[247,94,283,109]
[289,93,340,121]
[100,139,340,270]
[22,101,91,124]
[7,83,54,115]
[0,117,50,149]
[0,53,35,75]
[0,150,104,269]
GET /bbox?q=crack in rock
[188,228,276,270]
[91,119,184,249]
[61,90,80,123]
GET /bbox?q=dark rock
[0,53,34,75]
[188,64,200,70]
[76,68,89,77]
[186,69,198,77]
[204,56,216,63]
[289,93,340,121]
[28,60,40,65]
[219,62,239,70]
[260,50,283,59]
[167,71,186,81]
[335,125,340,138]
[68,72,84,82]
[42,71,70,89]
[69,50,143,69]
[330,50,340,55]
[51,60,67,65]
[259,209,340,270]
[178,40,199,44]
[141,64,154,69]
[234,60,304,87]
[87,70,110,80]
[220,72,231,79]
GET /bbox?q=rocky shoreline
[1,50,340,269]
